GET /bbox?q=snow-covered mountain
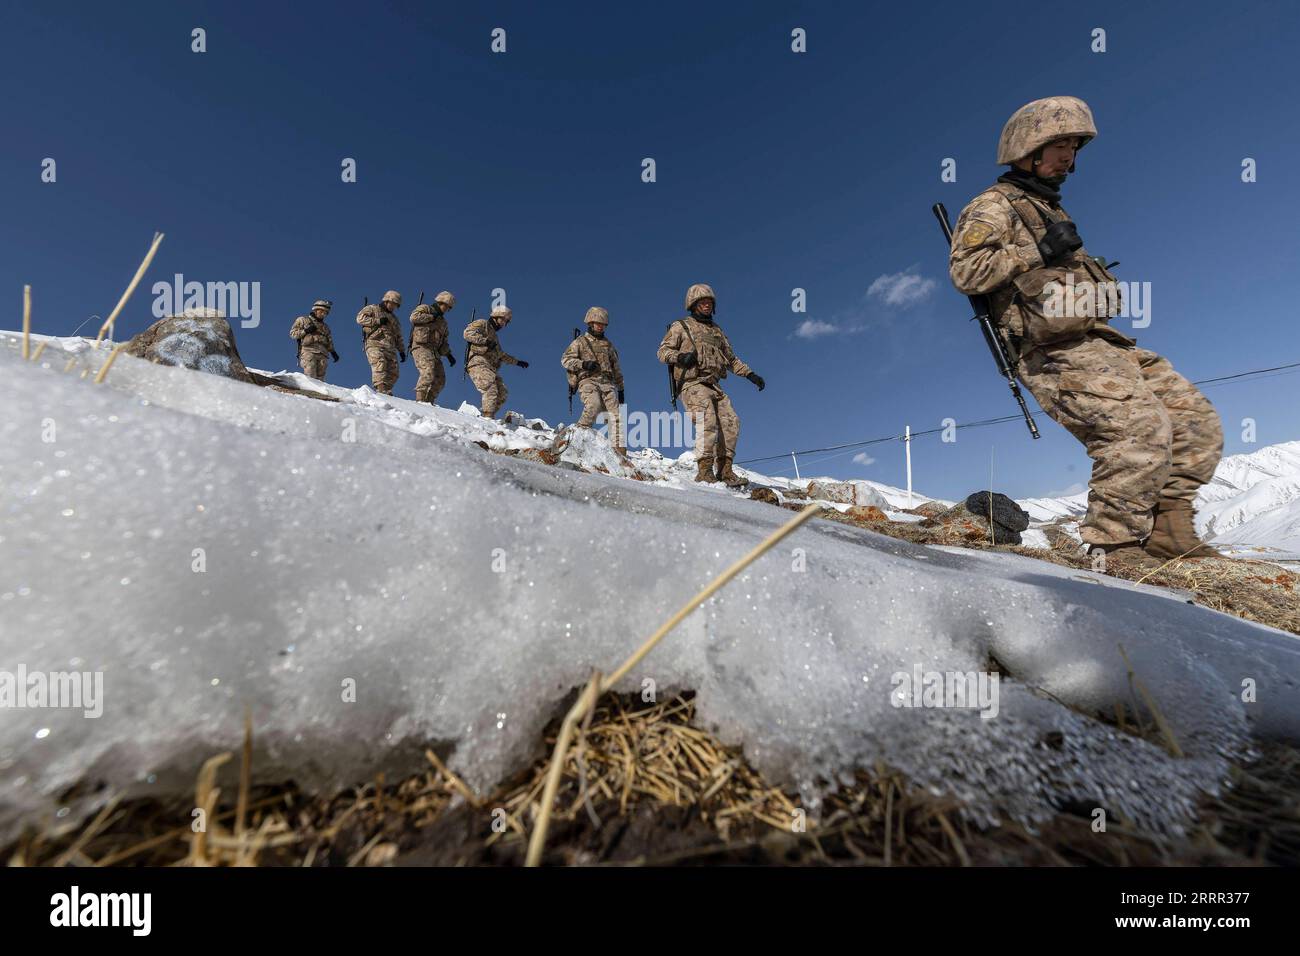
[1196,442,1300,558]
[3,331,1299,844]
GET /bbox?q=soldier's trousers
[1019,334,1223,546]
[577,380,623,446]
[300,350,328,381]
[468,364,507,417]
[681,382,739,462]
[412,347,446,404]
[364,343,400,395]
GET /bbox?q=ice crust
[3,337,1300,840]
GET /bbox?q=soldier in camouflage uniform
[657,283,765,486]
[948,97,1222,560]
[463,305,529,418]
[289,299,339,381]
[357,290,406,396]
[561,307,626,452]
[409,291,457,404]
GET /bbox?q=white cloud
[866,269,936,308]
[793,319,839,339]
[852,452,876,466]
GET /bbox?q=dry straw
[21,285,31,359]
[95,232,164,345]
[525,501,822,866]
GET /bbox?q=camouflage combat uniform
[409,292,456,404]
[289,305,335,381]
[357,291,405,395]
[463,308,521,418]
[949,97,1222,549]
[562,307,624,446]
[657,286,755,473]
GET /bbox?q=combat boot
[694,456,716,483]
[1085,541,1159,571]
[716,458,747,488]
[1144,498,1221,560]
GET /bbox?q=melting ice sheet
[2,341,1299,841]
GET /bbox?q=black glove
[618,389,625,404]
[447,354,456,367]
[747,372,765,391]
[517,360,529,369]
[582,360,599,372]
[1037,220,1083,265]
[399,351,407,363]
[330,350,340,363]
[677,351,698,368]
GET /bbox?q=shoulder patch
[962,221,994,247]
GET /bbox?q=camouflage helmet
[997,96,1096,165]
[584,306,609,326]
[684,283,716,311]
[381,290,402,307]
[490,305,513,321]
[311,299,332,314]
[434,291,456,310]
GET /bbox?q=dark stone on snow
[964,491,1030,533]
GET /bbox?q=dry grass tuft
[7,691,1298,868]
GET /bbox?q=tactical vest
[361,307,401,350]
[674,317,734,387]
[984,183,1132,350]
[465,320,504,369]
[567,334,616,389]
[409,309,447,352]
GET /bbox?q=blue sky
[3,0,1297,499]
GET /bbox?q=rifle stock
[568,327,581,414]
[933,203,1040,440]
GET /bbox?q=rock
[845,505,890,523]
[123,309,253,383]
[805,479,890,509]
[749,487,781,506]
[963,491,1030,532]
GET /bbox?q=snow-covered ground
[3,333,1300,844]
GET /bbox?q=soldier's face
[312,308,327,320]
[695,298,715,316]
[1036,139,1078,178]
[589,322,606,336]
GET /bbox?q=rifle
[932,203,1040,439]
[666,318,698,410]
[462,308,476,379]
[567,327,581,414]
[359,296,369,348]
